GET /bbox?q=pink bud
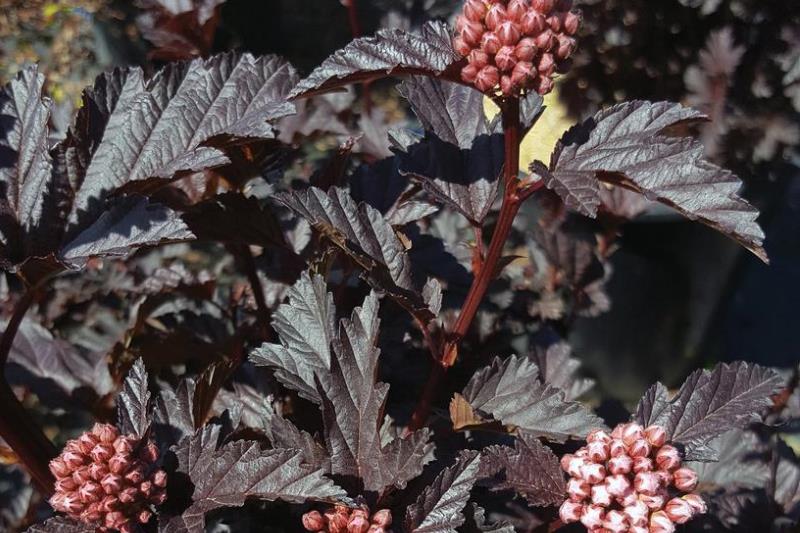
[603,509,629,533]
[567,478,591,501]
[453,36,471,57]
[481,32,502,55]
[303,511,326,531]
[108,454,130,475]
[580,505,605,530]
[560,453,575,472]
[632,456,654,473]
[673,467,699,492]
[138,510,153,524]
[78,433,100,454]
[562,10,581,35]
[521,11,546,35]
[80,503,103,523]
[464,0,488,22]
[586,441,610,463]
[511,61,534,86]
[644,425,667,448]
[101,473,123,495]
[78,481,103,503]
[90,443,114,463]
[665,497,694,524]
[92,423,118,444]
[649,510,676,533]
[104,511,126,530]
[49,458,71,479]
[495,46,517,72]
[461,21,485,47]
[591,483,612,506]
[507,0,528,21]
[630,527,649,533]
[532,0,555,13]
[150,490,167,505]
[500,75,515,96]
[496,21,521,46]
[62,494,85,514]
[587,429,612,444]
[101,495,120,513]
[366,528,385,533]
[624,500,649,527]
[609,439,627,457]
[485,4,507,30]
[682,494,707,514]
[580,462,606,484]
[635,472,662,496]
[348,514,370,533]
[575,448,589,459]
[139,481,153,498]
[124,464,146,484]
[468,49,490,68]
[326,511,349,533]
[605,474,631,497]
[371,509,392,527]
[655,445,682,471]
[558,500,583,523]
[546,14,561,32]
[555,35,576,60]
[534,75,554,95]
[461,63,480,84]
[475,65,500,92]
[113,437,134,455]
[62,450,86,469]
[119,487,139,504]
[88,463,109,481]
[515,38,537,61]
[620,423,645,446]
[49,493,66,511]
[72,466,92,485]
[55,477,78,493]
[142,442,160,463]
[608,455,633,475]
[639,491,667,510]
[153,470,168,488]
[563,455,586,478]
[629,439,651,458]
[655,469,673,486]
[616,486,638,507]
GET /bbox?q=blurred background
[0,0,798,472]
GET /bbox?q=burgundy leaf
[182,192,286,247]
[461,504,515,533]
[462,355,605,442]
[529,342,595,401]
[290,21,459,99]
[776,441,800,517]
[689,429,769,489]
[24,517,96,533]
[276,186,434,321]
[117,358,152,439]
[481,432,566,507]
[405,450,482,533]
[546,100,767,261]
[154,377,197,446]
[263,401,330,472]
[634,362,783,460]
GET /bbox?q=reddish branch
[232,244,271,336]
[407,97,544,432]
[0,286,56,495]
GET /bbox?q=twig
[231,244,271,336]
[0,287,41,367]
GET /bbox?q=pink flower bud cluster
[453,0,580,96]
[48,424,167,532]
[302,505,392,533]
[559,423,707,532]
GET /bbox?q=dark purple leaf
[529,342,595,401]
[481,432,566,507]
[546,101,767,261]
[275,186,434,321]
[461,504,515,533]
[172,426,347,532]
[634,362,783,460]
[776,442,800,517]
[182,192,286,247]
[155,377,196,446]
[689,430,769,489]
[24,517,96,533]
[290,21,459,99]
[462,355,605,442]
[117,358,152,439]
[263,402,330,472]
[531,218,604,291]
[405,450,482,533]
[251,271,336,402]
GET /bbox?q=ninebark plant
[0,1,797,532]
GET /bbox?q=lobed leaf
[634,362,783,460]
[117,359,152,439]
[405,450,482,533]
[24,517,96,533]
[530,342,595,401]
[545,100,767,261]
[462,355,605,442]
[290,21,459,99]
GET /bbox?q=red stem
[406,98,527,432]
[235,244,271,336]
[0,286,56,495]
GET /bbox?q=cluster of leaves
[0,2,797,532]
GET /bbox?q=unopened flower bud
[603,509,629,533]
[101,473,123,495]
[587,429,612,444]
[655,469,673,486]
[567,478,591,501]
[546,14,561,32]
[511,61,534,86]
[303,510,326,531]
[56,477,78,493]
[649,510,676,533]
[559,500,583,523]
[348,514,370,533]
[634,472,661,496]
[591,483,612,506]
[665,496,694,524]
[616,486,638,507]
[495,46,517,72]
[533,0,555,12]
[138,509,153,524]
[93,423,118,444]
[461,63,480,84]
[78,433,100,454]
[153,470,168,488]
[89,463,109,481]
[621,424,645,446]
[480,32,502,55]
[81,503,103,523]
[119,487,139,504]
[462,21,485,47]
[563,454,586,478]
[555,35,576,60]
[62,494,85,514]
[587,441,610,463]
[468,49,490,68]
[63,450,86,469]
[533,29,554,49]
[496,21,521,46]
[624,500,649,527]
[141,442,160,463]
[79,481,103,503]
[673,467,699,492]
[563,11,581,35]
[605,474,631,497]
[485,4,507,30]
[326,510,349,533]
[109,454,130,475]
[682,494,707,514]
[639,491,667,510]
[500,75,515,96]
[608,455,633,475]
[515,38,537,61]
[629,439,651,458]
[50,457,71,478]
[90,443,114,463]
[644,425,667,448]
[609,440,627,457]
[580,505,605,530]
[124,464,146,485]
[464,0,488,22]
[581,462,606,484]
[475,65,500,92]
[521,10,546,35]
[454,36,471,57]
[139,481,153,498]
[72,466,92,485]
[508,0,528,21]
[655,445,681,471]
[113,437,134,455]
[632,456,653,473]
[371,509,392,527]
